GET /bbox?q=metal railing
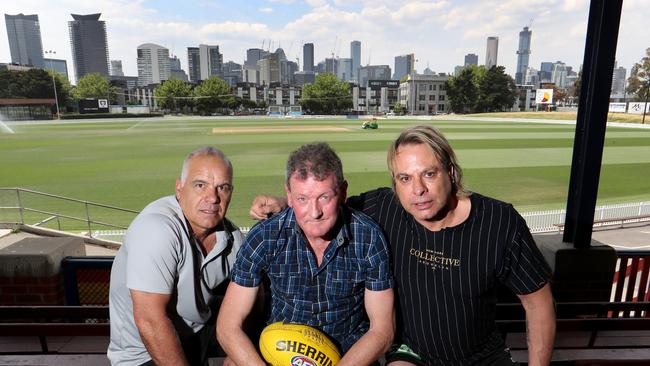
[2,187,650,243]
[0,187,139,240]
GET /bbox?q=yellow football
[259,322,341,366]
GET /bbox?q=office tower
[137,43,170,86]
[245,48,268,67]
[44,58,69,80]
[303,43,314,72]
[187,47,200,82]
[169,55,189,82]
[68,13,109,81]
[337,58,352,81]
[515,26,532,84]
[551,61,567,88]
[393,53,415,80]
[485,36,498,69]
[611,62,626,96]
[358,65,391,87]
[464,53,478,67]
[258,52,281,84]
[325,57,338,75]
[110,60,124,76]
[5,13,44,67]
[539,61,553,82]
[351,40,361,81]
[222,60,242,86]
[199,44,223,80]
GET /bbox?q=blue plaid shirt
[231,206,393,352]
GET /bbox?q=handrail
[0,187,139,240]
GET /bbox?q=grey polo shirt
[108,196,242,365]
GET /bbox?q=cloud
[258,7,274,13]
[269,0,295,3]
[201,22,272,37]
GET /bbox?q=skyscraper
[137,43,170,86]
[485,36,498,69]
[68,13,109,81]
[464,53,478,67]
[515,27,532,84]
[110,60,124,76]
[5,13,44,68]
[351,40,361,81]
[393,54,415,80]
[303,43,314,72]
[199,44,223,80]
[611,63,627,96]
[187,47,200,82]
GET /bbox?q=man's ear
[284,184,293,207]
[175,179,182,199]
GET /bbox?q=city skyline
[1,0,648,84]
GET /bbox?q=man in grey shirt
[108,147,243,366]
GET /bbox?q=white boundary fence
[91,201,650,242]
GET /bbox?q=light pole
[45,50,60,119]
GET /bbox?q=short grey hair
[180,146,233,184]
[387,125,467,197]
[285,142,344,189]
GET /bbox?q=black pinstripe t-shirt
[348,188,551,365]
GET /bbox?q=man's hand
[131,289,189,366]
[249,195,287,220]
[518,283,555,366]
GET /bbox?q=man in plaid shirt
[217,142,395,366]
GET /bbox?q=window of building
[429,95,436,101]
[418,104,425,111]
[419,95,426,101]
[439,84,445,91]
[432,84,437,91]
[428,84,433,91]
[438,104,445,111]
[439,95,445,101]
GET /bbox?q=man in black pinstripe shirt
[250,125,556,365]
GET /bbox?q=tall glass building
[5,13,44,68]
[515,27,532,84]
[68,13,109,82]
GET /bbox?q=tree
[72,73,116,103]
[476,66,517,112]
[193,76,231,115]
[626,48,650,102]
[300,73,352,114]
[154,78,193,113]
[445,65,484,113]
[394,102,405,115]
[0,69,71,110]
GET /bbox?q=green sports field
[1,116,650,230]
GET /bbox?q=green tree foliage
[476,66,517,112]
[72,73,117,103]
[445,65,483,113]
[154,78,193,113]
[446,65,516,113]
[0,68,71,107]
[626,48,650,102]
[193,76,231,115]
[394,102,405,115]
[300,73,352,114]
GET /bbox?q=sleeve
[347,188,382,218]
[364,226,394,292]
[498,213,552,295]
[124,214,180,294]
[230,225,268,288]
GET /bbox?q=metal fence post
[16,188,24,224]
[85,202,92,237]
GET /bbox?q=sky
[1,0,648,84]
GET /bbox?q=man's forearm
[520,284,556,366]
[138,317,189,366]
[217,324,266,366]
[337,328,393,366]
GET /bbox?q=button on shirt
[231,207,393,352]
